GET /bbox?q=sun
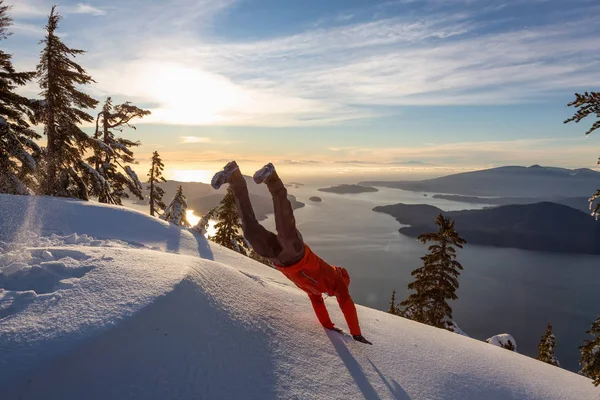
[171,169,214,184]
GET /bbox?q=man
[212,161,372,345]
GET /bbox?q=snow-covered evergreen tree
[537,322,560,367]
[564,91,600,218]
[211,188,250,256]
[147,151,166,216]
[191,207,216,236]
[579,317,600,386]
[36,6,98,199]
[399,214,466,331]
[87,97,150,204]
[0,1,40,194]
[161,185,190,227]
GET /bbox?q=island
[360,165,600,198]
[373,202,600,255]
[309,196,322,202]
[432,194,591,213]
[318,184,379,194]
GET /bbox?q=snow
[487,334,518,352]
[1,193,598,399]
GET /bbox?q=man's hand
[328,327,343,333]
[352,334,373,345]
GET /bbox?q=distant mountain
[373,202,600,254]
[361,165,600,197]
[188,193,304,221]
[136,177,304,220]
[432,194,592,214]
[318,184,379,194]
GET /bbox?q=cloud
[328,146,361,152]
[181,136,212,143]
[279,160,323,165]
[11,22,44,36]
[10,0,600,127]
[11,1,106,18]
[69,3,106,16]
[11,2,47,18]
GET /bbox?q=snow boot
[253,162,275,184]
[211,161,239,190]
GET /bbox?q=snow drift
[0,194,597,399]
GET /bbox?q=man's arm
[335,281,361,337]
[308,294,335,330]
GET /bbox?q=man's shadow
[326,330,411,400]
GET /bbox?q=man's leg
[263,169,305,266]
[225,168,282,259]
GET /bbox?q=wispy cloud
[11,1,106,18]
[69,3,106,16]
[181,136,212,144]
[9,0,600,128]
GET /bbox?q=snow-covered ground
[1,194,597,399]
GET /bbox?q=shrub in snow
[0,3,40,195]
[487,334,517,352]
[147,151,166,217]
[87,97,151,205]
[36,6,98,199]
[399,214,466,331]
[161,185,190,227]
[579,317,600,386]
[537,322,560,367]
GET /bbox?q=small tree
[87,97,150,204]
[161,185,190,227]
[191,207,216,236]
[388,290,399,315]
[36,6,98,199]
[537,322,560,367]
[579,317,600,386]
[564,91,600,218]
[0,1,40,194]
[147,151,166,216]
[399,214,466,330]
[211,188,250,255]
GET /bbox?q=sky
[5,0,600,183]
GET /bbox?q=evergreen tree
[564,91,600,218]
[211,188,250,255]
[190,206,216,236]
[388,290,399,315]
[399,214,466,330]
[537,322,560,367]
[36,6,98,199]
[87,97,150,204]
[147,151,166,216]
[161,185,190,227]
[0,1,40,194]
[579,317,600,386]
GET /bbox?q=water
[259,185,600,372]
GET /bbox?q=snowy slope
[1,194,598,399]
